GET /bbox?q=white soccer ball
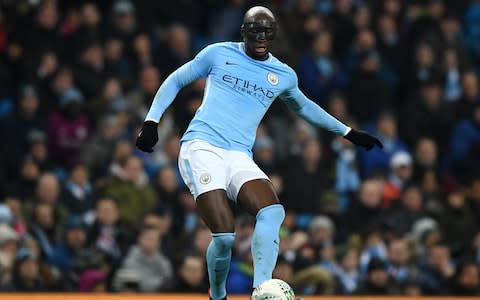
[251,279,296,300]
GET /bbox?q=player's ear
[240,24,245,39]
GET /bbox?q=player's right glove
[344,128,383,151]
[135,121,158,153]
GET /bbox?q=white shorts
[178,139,269,201]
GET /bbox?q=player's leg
[237,179,285,288]
[196,190,235,300]
[178,140,235,300]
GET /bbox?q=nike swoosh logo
[273,240,279,246]
[225,61,237,65]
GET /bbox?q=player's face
[242,19,277,60]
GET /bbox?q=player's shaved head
[243,6,276,23]
[241,6,277,61]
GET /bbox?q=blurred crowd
[0,0,479,296]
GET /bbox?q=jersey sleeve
[279,69,350,136]
[144,44,216,122]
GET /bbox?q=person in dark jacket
[448,259,480,295]
[355,257,399,295]
[10,248,47,292]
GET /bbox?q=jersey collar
[238,42,273,63]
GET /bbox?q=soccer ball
[251,279,296,300]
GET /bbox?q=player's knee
[211,233,236,253]
[256,204,285,225]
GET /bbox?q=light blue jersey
[145,42,349,155]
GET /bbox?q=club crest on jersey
[267,72,279,86]
[199,173,211,185]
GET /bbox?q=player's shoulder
[269,55,297,83]
[201,41,239,53]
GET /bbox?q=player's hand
[344,128,383,150]
[135,121,158,153]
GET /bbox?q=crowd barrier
[1,295,479,300]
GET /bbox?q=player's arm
[136,45,215,152]
[280,73,383,150]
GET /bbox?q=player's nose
[256,31,266,41]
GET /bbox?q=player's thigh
[196,189,235,233]
[178,140,227,199]
[227,151,279,216]
[237,179,280,217]
[178,140,234,233]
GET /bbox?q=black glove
[344,128,383,150]
[135,121,158,153]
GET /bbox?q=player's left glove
[344,128,383,150]
[135,121,158,153]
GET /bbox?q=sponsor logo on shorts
[199,173,211,185]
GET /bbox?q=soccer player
[136,6,383,300]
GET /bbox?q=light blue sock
[207,232,235,300]
[251,204,285,287]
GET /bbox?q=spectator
[61,163,95,217]
[20,0,61,57]
[376,14,406,86]
[73,42,106,98]
[359,111,408,177]
[418,243,455,295]
[413,137,439,175]
[80,114,125,176]
[253,136,277,174]
[87,78,127,127]
[332,133,361,212]
[438,189,476,257]
[297,30,348,103]
[10,248,46,292]
[103,37,132,89]
[96,155,157,225]
[0,224,19,284]
[157,24,191,76]
[344,179,384,235]
[355,257,399,295]
[448,100,480,177]
[115,227,173,292]
[88,197,130,263]
[107,0,139,49]
[403,78,452,150]
[164,252,208,293]
[359,230,388,275]
[386,238,417,284]
[383,151,414,208]
[73,3,104,50]
[48,216,89,274]
[26,130,54,174]
[0,84,45,178]
[455,71,479,119]
[347,50,394,124]
[442,48,464,102]
[383,185,425,235]
[27,173,68,227]
[333,246,360,294]
[283,139,330,214]
[28,203,58,261]
[47,88,91,166]
[448,260,480,295]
